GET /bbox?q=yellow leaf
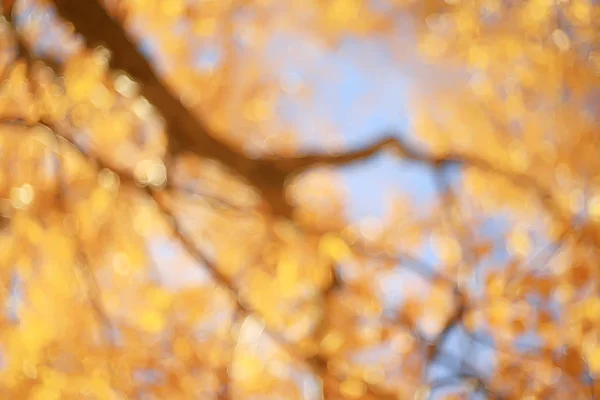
[29,386,62,400]
[487,299,511,328]
[433,234,462,264]
[139,310,166,333]
[583,297,600,321]
[277,251,300,293]
[507,227,532,257]
[230,352,265,390]
[326,0,360,28]
[319,233,351,262]
[320,330,345,355]
[147,287,173,310]
[173,338,193,361]
[339,378,366,399]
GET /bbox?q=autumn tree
[0,0,598,398]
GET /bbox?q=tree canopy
[0,0,598,399]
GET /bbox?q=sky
[272,35,439,220]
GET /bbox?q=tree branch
[50,0,296,218]
[48,0,545,221]
[425,289,466,363]
[277,134,433,171]
[36,0,579,229]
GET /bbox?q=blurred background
[0,0,598,398]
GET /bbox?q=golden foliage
[0,0,597,398]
